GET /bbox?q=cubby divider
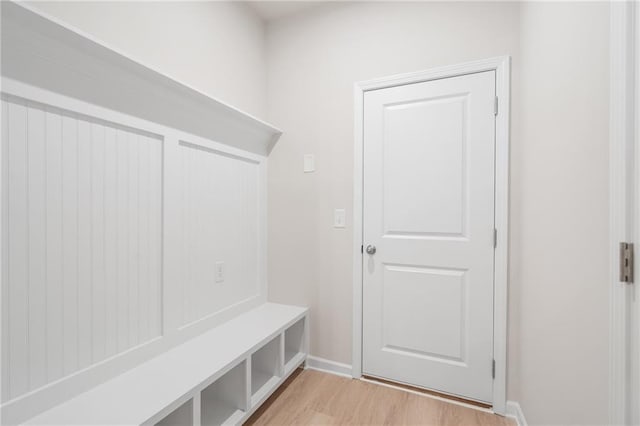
[155,399,193,426]
[200,360,248,426]
[250,335,283,405]
[284,318,306,373]
[25,304,308,426]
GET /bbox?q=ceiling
[246,1,324,21]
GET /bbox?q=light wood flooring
[246,369,514,426]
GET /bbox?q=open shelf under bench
[25,303,308,426]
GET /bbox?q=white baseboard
[506,401,528,426]
[304,356,525,426]
[305,355,353,378]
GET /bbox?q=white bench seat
[25,303,308,426]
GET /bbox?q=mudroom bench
[24,303,308,426]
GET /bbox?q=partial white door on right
[362,71,496,403]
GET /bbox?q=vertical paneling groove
[27,106,46,389]
[138,138,150,343]
[3,98,165,401]
[104,127,117,358]
[1,101,10,401]
[149,138,162,337]
[128,132,139,347]
[182,149,194,324]
[62,115,79,375]
[45,110,64,383]
[7,101,29,399]
[77,119,92,370]
[182,146,190,326]
[91,123,106,362]
[177,142,260,327]
[116,129,129,353]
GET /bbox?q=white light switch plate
[215,261,225,283]
[334,209,346,228]
[304,154,315,172]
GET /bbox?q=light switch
[334,209,346,228]
[215,261,225,283]
[304,154,315,173]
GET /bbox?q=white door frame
[352,56,511,414]
[609,1,639,424]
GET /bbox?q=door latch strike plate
[620,242,634,284]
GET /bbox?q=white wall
[516,2,609,424]
[1,99,164,402]
[1,2,271,422]
[6,1,612,423]
[265,2,610,424]
[265,0,521,396]
[26,1,268,119]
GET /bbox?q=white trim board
[352,56,511,415]
[304,355,525,422]
[0,79,272,424]
[506,401,528,426]
[609,1,639,425]
[304,356,353,378]
[1,2,282,155]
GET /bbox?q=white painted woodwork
[179,141,260,327]
[1,3,281,422]
[284,318,306,369]
[200,360,247,426]
[362,71,496,403]
[23,303,308,426]
[251,335,283,405]
[1,96,163,402]
[1,2,281,156]
[609,2,640,424]
[156,399,194,426]
[0,78,273,424]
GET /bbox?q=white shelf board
[243,356,306,422]
[1,2,282,155]
[200,398,244,426]
[284,352,306,374]
[251,371,279,400]
[24,303,308,426]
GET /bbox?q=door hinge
[620,242,634,283]
[493,228,497,248]
[492,359,496,379]
[494,96,499,116]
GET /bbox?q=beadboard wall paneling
[179,141,260,327]
[0,3,279,417]
[1,98,163,402]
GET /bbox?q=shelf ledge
[1,2,282,156]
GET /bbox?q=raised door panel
[383,95,468,238]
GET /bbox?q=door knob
[366,245,377,255]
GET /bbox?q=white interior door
[362,70,496,403]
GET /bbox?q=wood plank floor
[246,369,514,426]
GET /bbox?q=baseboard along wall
[304,355,528,426]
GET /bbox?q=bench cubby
[284,318,306,373]
[24,304,308,426]
[250,335,283,405]
[201,361,248,426]
[155,399,193,426]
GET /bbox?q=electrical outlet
[215,261,225,283]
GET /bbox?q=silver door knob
[366,245,377,255]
